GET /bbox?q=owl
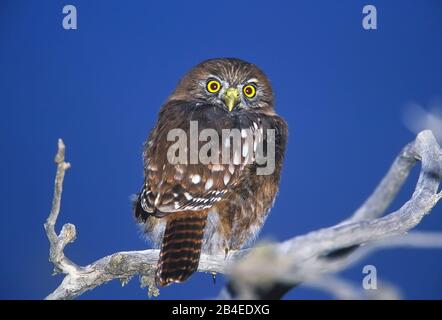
[134,58,288,286]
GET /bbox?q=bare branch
[45,131,442,299]
[223,130,442,299]
[44,139,79,277]
[295,231,442,300]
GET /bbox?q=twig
[44,139,79,276]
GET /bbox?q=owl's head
[170,58,274,112]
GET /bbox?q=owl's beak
[223,88,239,112]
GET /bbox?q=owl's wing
[135,101,285,219]
[139,155,243,216]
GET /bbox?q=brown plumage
[134,58,288,286]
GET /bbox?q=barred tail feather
[156,212,207,286]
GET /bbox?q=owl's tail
[156,212,208,286]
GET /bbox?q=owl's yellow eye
[243,84,256,98]
[206,80,221,93]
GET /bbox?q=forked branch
[45,131,442,300]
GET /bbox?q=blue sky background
[1,0,442,299]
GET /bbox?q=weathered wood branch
[45,131,442,300]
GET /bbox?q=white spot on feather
[223,173,230,185]
[184,192,193,200]
[242,142,249,157]
[154,193,161,207]
[205,178,213,190]
[191,174,201,184]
